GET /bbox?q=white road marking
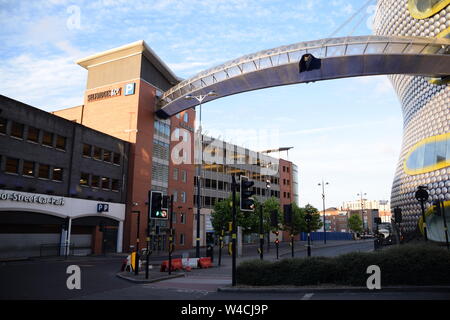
[301,293,314,300]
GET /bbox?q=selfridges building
[374,0,450,241]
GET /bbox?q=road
[1,240,448,300]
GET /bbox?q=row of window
[82,144,121,165]
[154,120,170,139]
[79,172,120,192]
[283,178,290,185]
[201,164,280,185]
[172,190,187,203]
[283,191,291,199]
[0,117,67,150]
[282,165,290,173]
[1,156,63,181]
[170,211,187,224]
[193,177,280,196]
[173,168,187,182]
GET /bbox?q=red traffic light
[275,239,280,244]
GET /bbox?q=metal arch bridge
[156,35,450,119]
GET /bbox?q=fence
[300,232,353,241]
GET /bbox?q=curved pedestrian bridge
[156,35,450,118]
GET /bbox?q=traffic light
[394,207,402,223]
[275,239,280,245]
[433,200,443,216]
[240,176,255,212]
[149,191,168,219]
[270,210,279,228]
[299,53,321,72]
[283,204,292,226]
[305,213,312,232]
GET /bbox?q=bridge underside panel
[157,53,450,118]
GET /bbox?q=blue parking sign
[124,83,135,96]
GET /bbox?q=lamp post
[185,91,217,258]
[318,180,329,244]
[357,192,367,234]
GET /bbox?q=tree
[210,193,259,235]
[282,203,323,235]
[348,214,363,233]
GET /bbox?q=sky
[0,0,403,210]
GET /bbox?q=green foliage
[348,214,363,233]
[282,203,323,235]
[236,243,450,286]
[210,193,259,235]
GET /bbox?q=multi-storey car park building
[374,0,450,241]
[0,95,130,258]
[0,41,298,258]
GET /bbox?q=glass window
[183,112,189,123]
[42,131,53,147]
[93,147,102,160]
[173,168,178,180]
[180,213,186,224]
[173,190,178,202]
[22,161,35,177]
[52,167,63,181]
[38,164,50,179]
[181,191,186,203]
[0,117,6,134]
[27,127,39,143]
[11,122,24,139]
[91,175,100,188]
[182,170,187,182]
[56,135,66,150]
[112,179,120,191]
[180,233,185,245]
[113,152,121,165]
[83,144,92,157]
[101,177,110,189]
[423,139,436,168]
[80,173,89,186]
[5,157,19,174]
[103,150,112,163]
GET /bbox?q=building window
[11,122,24,139]
[180,213,186,224]
[80,173,89,186]
[93,147,102,160]
[55,135,66,151]
[22,161,35,177]
[5,157,19,174]
[91,175,100,188]
[172,212,177,223]
[181,170,187,183]
[101,177,110,189]
[183,112,189,123]
[181,191,186,203]
[27,127,40,143]
[42,131,54,147]
[52,167,63,181]
[112,179,120,191]
[173,168,178,180]
[173,190,178,202]
[180,233,185,245]
[0,117,7,135]
[103,150,112,163]
[83,144,92,157]
[113,152,121,165]
[38,164,50,179]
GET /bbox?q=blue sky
[0,0,403,210]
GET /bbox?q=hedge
[236,244,450,286]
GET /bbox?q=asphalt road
[1,240,448,300]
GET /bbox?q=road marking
[301,293,314,300]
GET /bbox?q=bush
[236,244,450,286]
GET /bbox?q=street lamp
[185,91,217,258]
[318,180,329,244]
[357,192,367,234]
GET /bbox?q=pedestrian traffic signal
[393,207,402,223]
[240,176,255,212]
[283,204,292,226]
[305,213,312,223]
[149,191,168,219]
[275,239,280,245]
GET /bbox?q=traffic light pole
[169,195,174,275]
[259,204,264,260]
[231,174,237,286]
[134,210,140,276]
[291,233,294,258]
[419,200,428,241]
[218,229,224,266]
